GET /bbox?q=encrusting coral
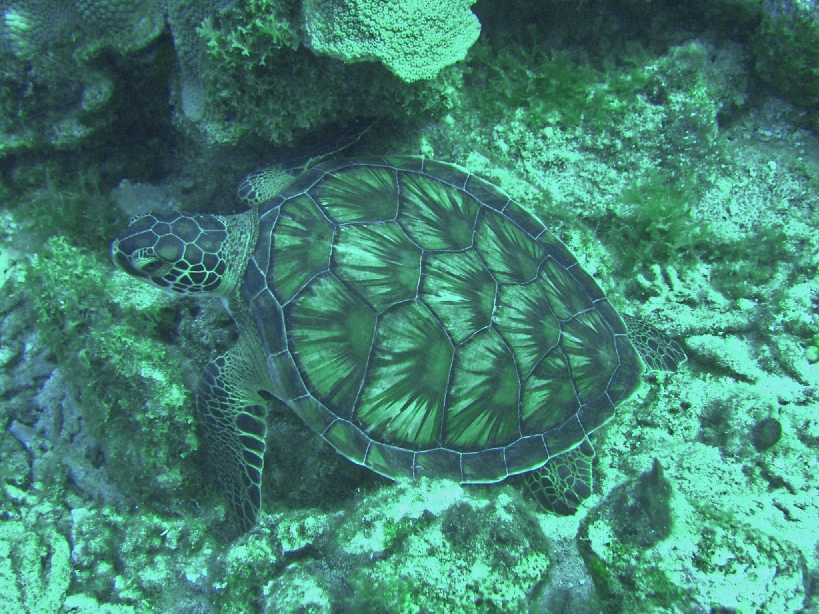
[303,0,481,82]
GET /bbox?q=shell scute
[505,435,550,474]
[522,350,580,435]
[464,174,509,211]
[273,165,326,200]
[288,395,335,436]
[536,230,579,269]
[561,311,620,404]
[474,208,546,283]
[382,156,424,173]
[420,250,496,345]
[461,447,507,483]
[419,158,470,188]
[365,442,416,479]
[567,264,607,303]
[285,273,376,415]
[246,157,645,485]
[543,416,587,457]
[538,259,595,321]
[355,302,453,450]
[312,165,398,223]
[413,448,462,481]
[252,207,279,274]
[607,335,643,404]
[333,222,422,313]
[271,195,334,303]
[493,280,562,377]
[596,300,628,335]
[502,200,547,238]
[577,395,617,434]
[323,420,370,465]
[245,280,287,355]
[397,172,479,250]
[267,351,309,402]
[443,328,520,451]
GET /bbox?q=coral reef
[195,0,461,146]
[1,0,819,611]
[0,0,172,153]
[3,186,200,512]
[580,482,807,612]
[0,0,472,154]
[303,0,480,82]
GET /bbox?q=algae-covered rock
[334,482,550,612]
[197,0,459,147]
[608,459,673,549]
[213,480,551,613]
[755,0,819,106]
[580,479,807,612]
[0,520,70,613]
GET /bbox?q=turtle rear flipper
[524,439,595,515]
[197,347,270,535]
[620,313,687,372]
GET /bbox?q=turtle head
[112,212,231,295]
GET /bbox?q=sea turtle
[111,156,686,534]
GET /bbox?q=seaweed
[467,29,652,135]
[601,169,707,294]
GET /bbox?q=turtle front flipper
[524,439,595,515]
[620,313,687,372]
[197,347,270,535]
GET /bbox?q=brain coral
[303,0,481,82]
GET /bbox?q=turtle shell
[240,157,642,484]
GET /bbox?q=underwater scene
[0,0,818,612]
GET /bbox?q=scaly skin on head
[111,210,257,298]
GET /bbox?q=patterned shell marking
[239,157,642,484]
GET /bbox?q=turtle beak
[110,238,140,278]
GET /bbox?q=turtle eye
[139,259,166,275]
[133,255,171,277]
